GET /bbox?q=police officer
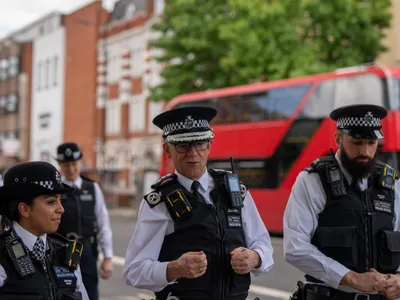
[0,161,89,299]
[55,142,113,300]
[123,106,274,300]
[284,104,400,300]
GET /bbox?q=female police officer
[0,161,89,300]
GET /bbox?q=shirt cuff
[250,248,272,275]
[322,261,351,289]
[103,248,113,259]
[153,261,177,287]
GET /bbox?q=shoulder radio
[225,157,244,208]
[326,148,347,197]
[4,220,36,277]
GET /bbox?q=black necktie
[191,180,206,204]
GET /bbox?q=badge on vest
[80,190,93,201]
[227,209,242,228]
[52,265,77,288]
[374,200,392,214]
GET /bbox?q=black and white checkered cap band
[163,119,210,136]
[337,116,381,129]
[31,181,55,190]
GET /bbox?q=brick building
[96,0,165,205]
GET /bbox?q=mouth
[52,218,61,223]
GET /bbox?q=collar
[175,170,210,193]
[62,176,82,189]
[13,222,47,251]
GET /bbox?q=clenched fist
[230,247,260,275]
[167,251,208,281]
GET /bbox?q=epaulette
[48,232,71,246]
[144,173,178,208]
[375,160,399,180]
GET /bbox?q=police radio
[225,157,244,208]
[4,219,36,277]
[327,148,347,197]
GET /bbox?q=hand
[167,251,207,281]
[230,247,260,275]
[380,274,400,300]
[340,269,388,293]
[100,258,113,280]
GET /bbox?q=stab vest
[305,155,400,282]
[0,231,81,300]
[57,176,98,256]
[144,170,250,300]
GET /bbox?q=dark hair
[0,195,35,230]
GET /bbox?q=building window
[39,113,51,129]
[0,96,6,115]
[129,95,146,132]
[53,56,58,86]
[0,59,8,80]
[37,62,42,90]
[106,101,121,134]
[45,59,50,88]
[8,56,19,77]
[131,48,144,76]
[7,93,18,113]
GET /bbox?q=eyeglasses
[172,141,210,153]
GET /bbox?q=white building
[30,14,65,166]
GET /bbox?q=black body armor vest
[0,231,81,300]
[57,177,98,256]
[143,170,250,300]
[306,155,400,282]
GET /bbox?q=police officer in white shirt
[0,161,89,300]
[284,104,400,300]
[123,106,274,300]
[55,142,113,300]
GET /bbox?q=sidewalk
[107,207,137,218]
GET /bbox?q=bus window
[334,74,384,108]
[207,159,279,189]
[213,96,240,124]
[240,92,270,122]
[269,84,311,119]
[299,80,335,119]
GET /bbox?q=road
[98,208,304,300]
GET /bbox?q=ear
[163,142,171,158]
[17,202,31,219]
[334,132,341,148]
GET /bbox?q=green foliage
[149,0,392,102]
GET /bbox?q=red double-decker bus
[159,64,400,234]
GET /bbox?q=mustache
[355,156,372,160]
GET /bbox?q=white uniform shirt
[284,151,400,293]
[0,222,89,300]
[63,176,113,258]
[123,170,274,292]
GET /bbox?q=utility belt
[290,282,385,300]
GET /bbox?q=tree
[149,0,392,102]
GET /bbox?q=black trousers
[80,247,99,300]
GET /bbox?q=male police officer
[55,142,114,300]
[284,104,400,300]
[123,106,274,300]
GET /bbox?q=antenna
[229,156,236,174]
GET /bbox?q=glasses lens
[194,141,209,151]
[175,143,190,152]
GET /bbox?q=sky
[0,0,116,38]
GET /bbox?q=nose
[57,201,65,214]
[187,144,198,155]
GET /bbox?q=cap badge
[65,148,72,156]
[365,111,373,123]
[184,116,194,129]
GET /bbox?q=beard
[339,146,375,182]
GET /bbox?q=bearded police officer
[0,161,89,300]
[284,104,400,300]
[55,142,114,300]
[123,106,274,300]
